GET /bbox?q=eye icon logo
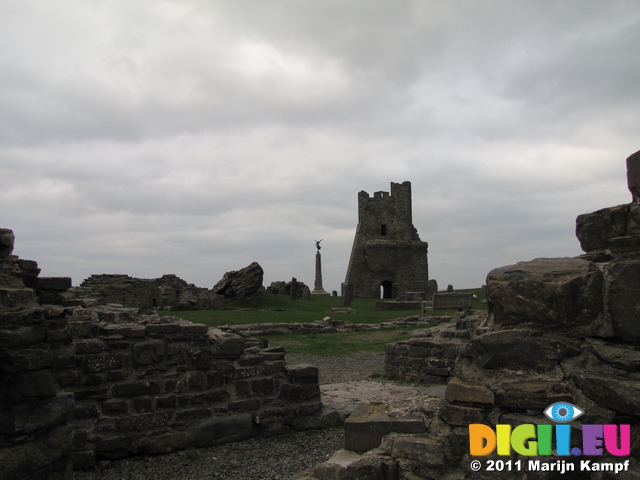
[544,402,584,423]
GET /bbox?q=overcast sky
[1,1,638,294]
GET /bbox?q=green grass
[168,288,486,328]
[261,328,420,355]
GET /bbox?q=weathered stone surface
[576,204,630,252]
[589,343,640,371]
[81,273,224,310]
[494,381,572,410]
[208,329,245,359]
[192,415,253,447]
[0,228,15,260]
[312,449,398,480]
[37,277,72,292]
[572,374,640,416]
[444,377,494,407]
[459,329,581,371]
[627,149,640,202]
[344,403,426,454]
[486,257,603,333]
[287,364,319,384]
[439,404,490,426]
[0,425,72,480]
[0,283,39,312]
[213,262,264,299]
[606,260,640,342]
[391,435,446,466]
[132,339,166,366]
[0,393,74,434]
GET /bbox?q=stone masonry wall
[384,314,485,385]
[63,314,321,469]
[1,229,323,479]
[80,273,224,311]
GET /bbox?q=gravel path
[73,352,384,480]
[287,351,386,384]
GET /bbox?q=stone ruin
[80,273,224,310]
[0,230,325,479]
[342,181,431,299]
[297,150,640,479]
[213,261,265,300]
[266,278,312,300]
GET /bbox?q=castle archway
[380,280,393,299]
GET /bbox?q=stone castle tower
[342,181,429,298]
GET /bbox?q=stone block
[391,435,446,466]
[115,412,169,432]
[0,287,39,312]
[606,260,640,342]
[1,347,55,372]
[459,329,581,371]
[576,204,630,252]
[187,372,207,390]
[494,381,572,410]
[1,369,57,402]
[84,352,125,373]
[72,450,96,470]
[136,433,187,455]
[208,329,245,359]
[313,450,398,480]
[344,403,426,454]
[192,414,253,447]
[444,377,494,407]
[37,277,72,292]
[175,408,212,421]
[589,343,640,371]
[108,324,146,337]
[74,402,100,419]
[96,436,132,459]
[408,346,430,357]
[287,364,319,383]
[133,339,167,366]
[627,149,640,202]
[486,257,603,333]
[0,425,73,480]
[145,323,181,334]
[188,348,213,370]
[101,400,129,416]
[0,392,74,434]
[0,228,15,259]
[439,404,490,426]
[0,274,26,288]
[279,383,321,402]
[572,374,640,416]
[229,399,261,411]
[74,338,107,354]
[132,397,154,413]
[112,380,162,397]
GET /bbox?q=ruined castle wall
[343,181,429,298]
[1,304,322,475]
[0,230,323,478]
[80,273,224,310]
[61,315,321,469]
